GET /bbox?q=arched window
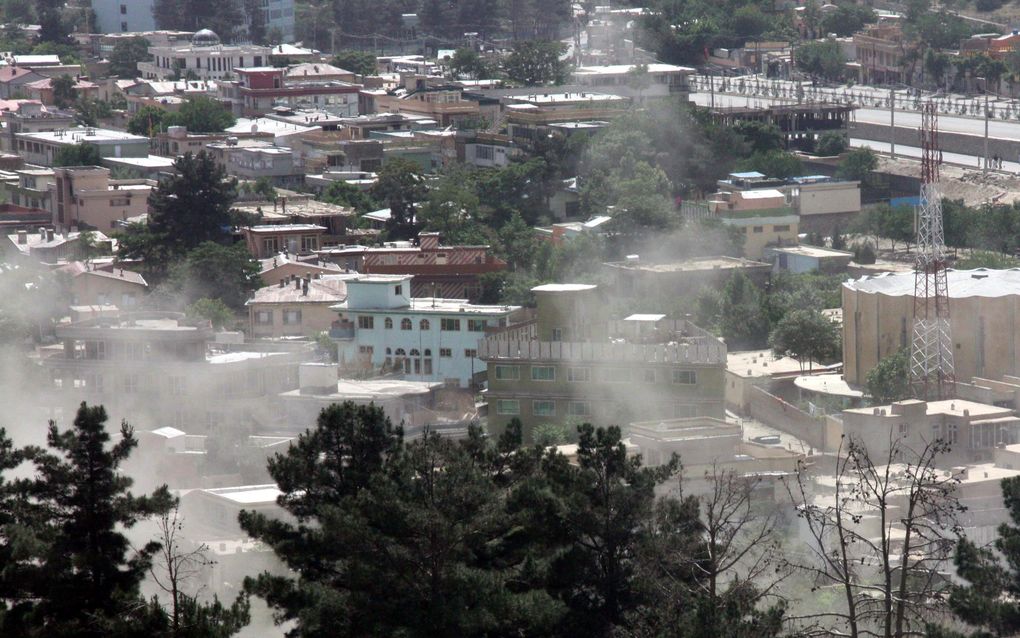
[423,349,433,375]
[420,319,430,330]
[394,348,408,373]
[410,349,421,374]
[384,317,393,329]
[385,347,392,367]
[401,318,412,330]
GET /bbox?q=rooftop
[574,63,695,74]
[727,349,810,378]
[844,269,1020,298]
[281,378,441,400]
[200,484,282,505]
[767,244,854,258]
[844,399,1013,418]
[246,224,326,233]
[248,276,350,304]
[605,256,770,273]
[532,283,597,292]
[17,127,148,144]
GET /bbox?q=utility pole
[710,72,715,110]
[984,84,990,173]
[889,86,896,160]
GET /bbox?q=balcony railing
[478,338,726,365]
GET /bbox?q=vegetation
[795,40,845,80]
[865,347,911,404]
[504,40,570,86]
[127,98,236,135]
[53,141,102,167]
[769,308,841,370]
[330,50,377,76]
[107,37,150,78]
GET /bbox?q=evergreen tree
[107,37,150,79]
[146,152,238,255]
[370,158,426,240]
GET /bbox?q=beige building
[843,269,1020,387]
[843,399,1020,465]
[51,166,154,232]
[57,261,148,308]
[708,188,799,259]
[603,255,772,300]
[246,274,348,339]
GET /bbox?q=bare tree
[785,434,964,638]
[150,502,215,635]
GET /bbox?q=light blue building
[331,275,523,388]
[92,0,156,34]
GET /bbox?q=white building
[330,275,522,388]
[138,29,272,80]
[92,0,157,34]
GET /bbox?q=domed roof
[192,29,221,46]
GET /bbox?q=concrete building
[707,187,799,260]
[3,226,102,264]
[15,127,150,166]
[0,67,45,99]
[368,84,481,128]
[572,63,695,100]
[247,274,349,339]
[257,251,343,286]
[232,195,355,242]
[843,399,1020,465]
[139,30,272,81]
[707,104,852,152]
[56,261,147,308]
[25,76,99,106]
[51,166,154,232]
[0,100,75,153]
[764,244,853,274]
[37,311,315,433]
[479,283,727,441]
[843,269,1020,387]
[854,23,913,85]
[4,168,54,210]
[314,232,506,300]
[330,274,522,388]
[224,144,303,189]
[218,67,360,117]
[242,223,326,258]
[92,0,157,34]
[603,255,772,300]
[718,172,861,234]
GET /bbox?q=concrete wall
[747,385,827,452]
[249,301,337,339]
[852,121,1020,166]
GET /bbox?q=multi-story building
[242,223,326,258]
[92,0,157,34]
[707,104,852,153]
[57,261,148,308]
[573,63,695,100]
[314,232,506,300]
[4,168,54,210]
[706,186,799,259]
[219,67,360,117]
[38,311,315,432]
[15,127,150,167]
[247,274,349,339]
[330,274,522,388]
[51,166,154,232]
[0,100,75,153]
[479,283,727,440]
[139,30,272,81]
[503,92,630,146]
[853,23,913,85]
[368,82,482,128]
[717,171,861,234]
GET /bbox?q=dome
[192,29,221,47]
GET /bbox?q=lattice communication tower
[909,101,955,400]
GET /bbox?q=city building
[503,92,629,146]
[3,168,54,210]
[242,223,326,258]
[706,187,799,260]
[572,63,695,100]
[315,232,506,300]
[367,82,482,128]
[603,255,772,300]
[479,283,727,440]
[764,244,854,274]
[285,63,357,84]
[707,104,852,153]
[231,195,355,242]
[329,274,522,388]
[222,144,303,188]
[258,251,343,286]
[3,226,100,264]
[218,67,360,117]
[24,76,99,106]
[37,311,316,433]
[56,261,148,308]
[246,274,349,339]
[718,172,861,234]
[92,0,158,34]
[51,166,154,231]
[853,23,913,85]
[0,66,45,99]
[139,29,272,81]
[842,269,1020,388]
[0,100,75,153]
[15,127,150,166]
[843,399,1020,465]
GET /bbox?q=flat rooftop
[727,349,808,378]
[17,127,148,144]
[768,244,853,258]
[532,283,597,292]
[282,378,441,400]
[200,484,282,504]
[335,296,518,315]
[605,256,770,273]
[845,269,1020,298]
[844,398,1012,418]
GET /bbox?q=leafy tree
[816,131,848,156]
[504,40,569,86]
[127,104,170,136]
[186,297,236,329]
[239,177,276,201]
[331,50,377,76]
[449,48,496,79]
[0,403,175,636]
[51,74,77,109]
[107,37,150,78]
[837,147,878,182]
[172,97,236,133]
[736,150,802,179]
[319,179,378,213]
[931,477,1020,638]
[852,241,877,264]
[819,3,876,36]
[733,121,784,155]
[75,98,114,127]
[795,40,845,81]
[925,50,952,89]
[170,242,260,310]
[498,212,539,271]
[831,224,847,250]
[732,5,771,39]
[152,0,244,42]
[769,308,841,370]
[53,141,102,167]
[956,250,1020,269]
[370,158,426,240]
[865,347,911,404]
[720,272,769,349]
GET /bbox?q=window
[495,399,520,415]
[932,423,943,441]
[464,348,477,358]
[123,375,138,393]
[467,319,487,332]
[255,310,273,325]
[567,367,591,383]
[384,317,393,329]
[643,369,656,383]
[551,328,563,342]
[439,348,452,357]
[752,226,764,233]
[898,422,909,437]
[301,235,318,251]
[531,366,555,381]
[358,316,374,329]
[120,4,126,14]
[494,365,519,381]
[168,376,184,396]
[420,319,430,330]
[774,224,791,232]
[475,145,494,160]
[603,368,631,383]
[283,310,302,325]
[533,400,555,417]
[672,370,696,385]
[441,318,461,331]
[567,401,590,417]
[358,345,374,354]
[401,318,412,330]
[395,285,402,295]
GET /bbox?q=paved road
[849,138,1020,175]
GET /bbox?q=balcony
[478,338,725,365]
[329,320,355,340]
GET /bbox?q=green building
[480,283,727,441]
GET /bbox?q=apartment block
[51,166,154,232]
[479,283,727,440]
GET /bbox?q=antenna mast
[909,101,955,400]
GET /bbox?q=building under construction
[706,104,852,152]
